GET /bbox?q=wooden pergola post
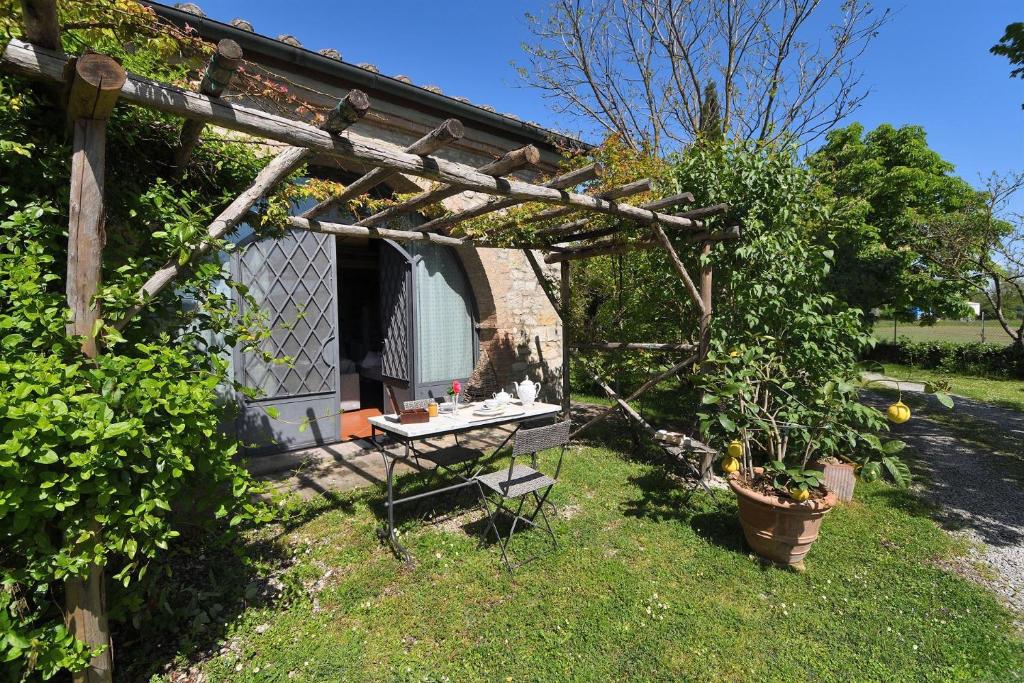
[560,260,571,413]
[63,52,125,683]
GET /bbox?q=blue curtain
[409,244,474,384]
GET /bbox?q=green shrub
[865,339,1024,378]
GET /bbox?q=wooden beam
[64,52,125,683]
[699,241,713,359]
[286,214,481,247]
[415,162,602,235]
[523,249,561,316]
[65,53,126,124]
[322,89,371,134]
[116,146,312,329]
[544,225,741,263]
[651,225,706,315]
[356,144,540,227]
[560,261,571,413]
[528,178,655,229]
[571,342,697,352]
[570,355,698,439]
[540,192,697,242]
[0,39,702,229]
[18,0,60,51]
[173,39,243,172]
[301,118,465,220]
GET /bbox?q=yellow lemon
[721,456,740,474]
[887,401,911,424]
[727,440,744,458]
[789,487,810,502]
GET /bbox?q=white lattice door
[233,229,340,453]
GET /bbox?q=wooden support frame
[544,225,741,263]
[301,118,465,220]
[540,192,697,243]
[570,355,699,440]
[523,249,562,314]
[527,178,654,229]
[356,144,540,227]
[63,51,125,683]
[415,162,602,235]
[0,39,703,230]
[173,38,243,172]
[571,342,696,352]
[560,261,572,413]
[18,0,60,51]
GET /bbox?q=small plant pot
[728,469,837,570]
[808,460,856,502]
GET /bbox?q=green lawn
[872,319,1015,345]
[121,431,1024,682]
[878,363,1024,413]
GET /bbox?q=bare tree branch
[520,0,890,152]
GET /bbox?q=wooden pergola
[4,9,740,677]
[3,30,740,439]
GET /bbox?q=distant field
[872,319,1016,345]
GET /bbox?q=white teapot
[493,388,512,406]
[513,376,542,406]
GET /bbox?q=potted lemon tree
[698,346,908,571]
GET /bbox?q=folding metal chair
[474,420,571,572]
[653,429,723,508]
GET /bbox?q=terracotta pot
[809,460,856,502]
[728,469,837,569]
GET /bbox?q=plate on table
[472,404,507,417]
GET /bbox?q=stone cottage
[151,2,583,455]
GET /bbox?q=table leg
[374,430,412,562]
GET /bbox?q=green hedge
[865,339,1024,379]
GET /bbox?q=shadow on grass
[111,522,297,681]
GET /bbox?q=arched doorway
[232,200,479,452]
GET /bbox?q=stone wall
[456,247,564,404]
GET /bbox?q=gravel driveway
[864,387,1024,624]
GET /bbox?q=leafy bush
[866,339,1024,379]
[0,25,279,680]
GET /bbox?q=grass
[123,428,1024,682]
[872,319,1015,345]
[876,363,1024,413]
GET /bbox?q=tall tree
[519,0,890,154]
[921,172,1024,348]
[807,123,985,321]
[992,22,1024,108]
[698,80,724,143]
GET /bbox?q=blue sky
[191,1,1023,207]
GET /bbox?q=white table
[368,400,562,560]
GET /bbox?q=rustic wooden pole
[523,249,561,315]
[301,118,465,220]
[117,89,370,329]
[571,342,696,352]
[538,192,697,241]
[545,225,740,263]
[117,146,313,328]
[526,178,655,228]
[18,0,60,50]
[0,39,702,230]
[356,144,540,227]
[172,38,243,172]
[64,52,125,683]
[570,354,698,439]
[322,89,371,134]
[698,241,713,360]
[416,162,602,234]
[560,260,571,414]
[650,225,706,315]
